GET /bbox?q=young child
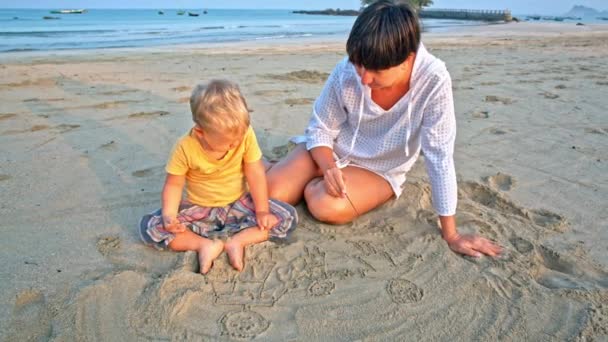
[139,79,298,274]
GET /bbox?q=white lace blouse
[303,43,457,216]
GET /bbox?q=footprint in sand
[92,100,139,109]
[285,98,315,106]
[23,97,65,102]
[220,310,270,340]
[470,109,489,119]
[485,172,515,191]
[265,70,329,84]
[509,236,534,254]
[484,95,513,105]
[177,96,190,103]
[386,279,423,304]
[96,235,121,257]
[100,140,117,150]
[172,85,191,92]
[458,181,527,217]
[5,289,52,341]
[0,113,17,120]
[55,123,80,133]
[489,128,507,135]
[541,91,559,99]
[0,174,11,181]
[597,81,608,86]
[253,89,291,97]
[479,81,500,86]
[555,84,567,89]
[132,167,156,178]
[128,111,170,119]
[532,245,608,290]
[584,127,608,135]
[527,209,567,232]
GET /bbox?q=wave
[0,29,117,37]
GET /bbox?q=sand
[1,22,607,341]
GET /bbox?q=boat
[203,9,208,14]
[598,17,608,21]
[188,12,199,17]
[50,9,87,14]
[177,10,185,15]
[158,11,164,15]
[43,16,61,20]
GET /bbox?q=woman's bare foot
[224,239,245,272]
[197,239,224,274]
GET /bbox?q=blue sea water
[0,8,489,53]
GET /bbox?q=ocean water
[0,8,488,53]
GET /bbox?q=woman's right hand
[162,215,187,234]
[323,166,347,198]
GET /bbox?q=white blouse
[303,43,457,216]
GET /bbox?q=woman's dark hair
[346,0,421,70]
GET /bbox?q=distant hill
[563,5,608,18]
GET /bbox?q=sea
[0,8,497,53]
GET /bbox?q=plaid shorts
[138,193,298,250]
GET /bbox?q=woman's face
[354,54,414,89]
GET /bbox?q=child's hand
[256,211,278,231]
[162,215,187,233]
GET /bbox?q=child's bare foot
[224,239,245,272]
[197,239,224,274]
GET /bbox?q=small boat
[177,10,185,15]
[158,11,164,15]
[203,10,208,14]
[50,9,87,14]
[43,16,61,20]
[598,17,608,21]
[188,12,199,17]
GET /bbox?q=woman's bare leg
[304,166,394,224]
[267,143,322,205]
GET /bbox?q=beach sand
[1,22,607,340]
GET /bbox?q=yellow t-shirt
[166,126,263,207]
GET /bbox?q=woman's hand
[256,211,279,231]
[443,233,502,258]
[323,166,347,198]
[162,215,187,234]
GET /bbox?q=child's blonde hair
[190,79,250,135]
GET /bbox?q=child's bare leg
[224,228,270,271]
[168,230,224,274]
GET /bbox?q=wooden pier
[420,8,512,22]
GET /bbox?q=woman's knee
[304,181,354,225]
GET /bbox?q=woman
[267,0,501,258]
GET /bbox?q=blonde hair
[190,79,250,135]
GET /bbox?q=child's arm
[161,173,187,233]
[244,159,278,230]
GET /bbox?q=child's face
[194,126,243,154]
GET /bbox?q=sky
[0,0,606,15]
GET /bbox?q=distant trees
[360,0,434,10]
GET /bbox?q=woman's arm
[161,173,187,233]
[421,75,501,257]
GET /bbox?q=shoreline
[1,21,607,63]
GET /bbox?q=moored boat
[50,9,87,14]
